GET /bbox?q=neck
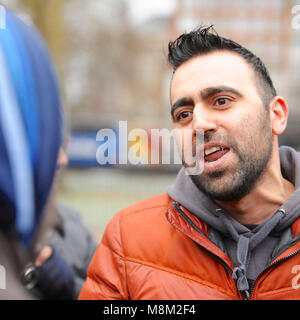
[215,150,295,225]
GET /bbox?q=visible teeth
[205,146,221,156]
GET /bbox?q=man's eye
[176,111,192,121]
[215,97,231,107]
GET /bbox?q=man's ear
[269,96,289,136]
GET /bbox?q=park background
[2,0,300,241]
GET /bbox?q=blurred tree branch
[20,0,67,77]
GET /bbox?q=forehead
[170,51,258,102]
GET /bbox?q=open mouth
[204,145,230,163]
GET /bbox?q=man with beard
[79,26,300,300]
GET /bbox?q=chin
[190,173,253,202]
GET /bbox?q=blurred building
[63,0,174,132]
[3,0,300,148]
[64,0,300,148]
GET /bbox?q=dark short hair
[168,25,277,107]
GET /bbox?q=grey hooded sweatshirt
[167,146,300,292]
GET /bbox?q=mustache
[204,131,224,144]
[202,132,237,150]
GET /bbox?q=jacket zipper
[172,202,300,300]
[247,246,300,299]
[172,203,242,298]
[172,202,233,273]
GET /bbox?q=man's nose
[192,104,217,133]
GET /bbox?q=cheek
[174,128,193,150]
[235,110,271,150]
[172,121,195,146]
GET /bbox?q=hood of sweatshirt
[167,145,300,235]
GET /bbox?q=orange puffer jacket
[78,194,300,300]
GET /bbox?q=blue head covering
[0,8,63,245]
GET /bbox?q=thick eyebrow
[171,85,243,117]
[171,97,193,117]
[200,86,243,100]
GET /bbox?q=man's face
[170,51,273,201]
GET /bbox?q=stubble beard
[186,116,273,202]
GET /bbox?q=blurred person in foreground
[79,26,300,300]
[24,145,98,300]
[0,8,62,299]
